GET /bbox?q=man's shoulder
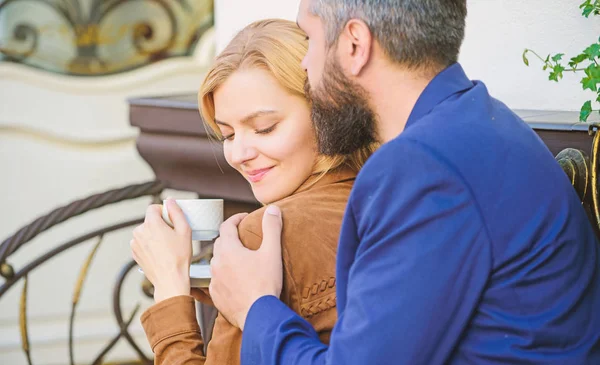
[355,135,455,188]
[402,89,543,165]
[358,90,549,193]
[350,137,469,219]
[350,91,556,217]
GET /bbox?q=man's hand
[209,205,284,330]
[130,199,192,303]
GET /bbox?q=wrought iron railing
[0,180,166,365]
[554,124,600,237]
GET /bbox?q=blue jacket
[241,63,600,364]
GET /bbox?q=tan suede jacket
[140,169,356,365]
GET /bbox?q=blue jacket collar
[406,63,474,128]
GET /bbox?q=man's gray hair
[309,0,467,69]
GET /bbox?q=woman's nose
[229,135,258,165]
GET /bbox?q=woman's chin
[254,194,276,206]
[252,188,283,206]
[252,180,303,205]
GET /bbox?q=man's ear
[339,19,373,76]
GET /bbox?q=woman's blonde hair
[199,19,377,176]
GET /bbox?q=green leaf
[581,0,594,16]
[582,76,598,91]
[584,43,600,60]
[552,53,564,62]
[522,49,529,66]
[581,65,600,91]
[549,64,565,82]
[580,100,592,122]
[586,63,600,78]
[569,53,588,68]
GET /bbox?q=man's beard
[304,57,378,156]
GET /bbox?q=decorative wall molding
[0,124,137,148]
[0,54,208,94]
[0,28,215,93]
[0,28,214,144]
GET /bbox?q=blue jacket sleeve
[241,140,493,365]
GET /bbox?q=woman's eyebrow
[215,110,278,126]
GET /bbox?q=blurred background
[0,0,597,364]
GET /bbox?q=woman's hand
[131,199,192,303]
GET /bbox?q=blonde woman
[131,19,376,364]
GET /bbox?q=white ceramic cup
[189,264,212,288]
[162,199,223,241]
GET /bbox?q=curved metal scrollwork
[554,123,600,235]
[588,124,600,231]
[0,0,214,75]
[0,180,165,365]
[555,148,589,202]
[0,23,38,61]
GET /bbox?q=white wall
[215,0,301,52]
[461,0,599,111]
[215,0,599,112]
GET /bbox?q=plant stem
[525,49,547,63]
[524,49,591,72]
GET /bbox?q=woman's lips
[246,167,273,183]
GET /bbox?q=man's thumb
[260,205,283,255]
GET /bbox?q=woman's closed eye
[220,132,234,142]
[219,123,277,142]
[255,123,278,135]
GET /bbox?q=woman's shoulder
[239,177,354,239]
[238,206,265,238]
